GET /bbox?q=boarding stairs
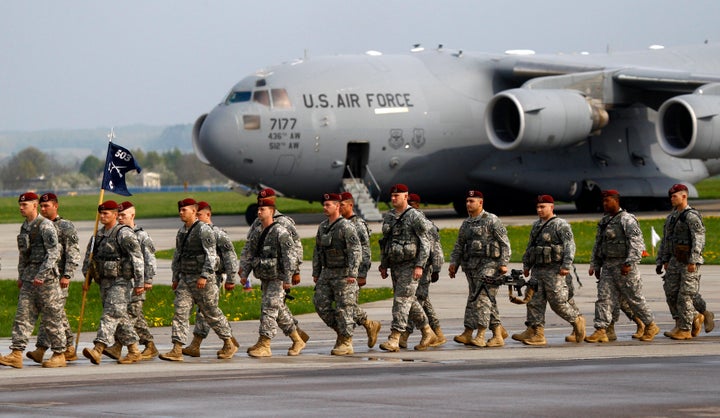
[342,177,383,222]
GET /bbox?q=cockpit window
[225,91,251,104]
[271,89,292,109]
[253,90,270,107]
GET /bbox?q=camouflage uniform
[346,214,373,327]
[380,207,431,332]
[83,223,144,347]
[192,224,238,339]
[657,206,705,330]
[36,215,80,350]
[407,214,444,331]
[123,225,157,345]
[11,215,66,353]
[240,222,298,338]
[248,210,302,278]
[450,210,511,330]
[590,209,654,329]
[522,216,582,326]
[170,220,233,344]
[312,217,361,338]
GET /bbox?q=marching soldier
[586,190,659,342]
[312,193,362,355]
[25,193,81,364]
[240,198,307,357]
[159,198,238,361]
[0,193,66,369]
[448,190,511,348]
[81,200,146,365]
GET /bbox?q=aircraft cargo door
[344,142,369,179]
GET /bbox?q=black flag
[101,142,142,196]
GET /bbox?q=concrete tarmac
[0,203,719,417]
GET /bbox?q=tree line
[0,146,229,192]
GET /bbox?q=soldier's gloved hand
[448,264,456,279]
[379,267,388,279]
[292,273,301,286]
[357,277,367,287]
[655,265,663,275]
[431,272,439,283]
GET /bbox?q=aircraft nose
[193,106,241,167]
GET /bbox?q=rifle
[284,288,295,301]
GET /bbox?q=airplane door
[344,142,369,179]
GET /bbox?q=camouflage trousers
[389,263,428,333]
[122,299,154,345]
[593,261,654,329]
[11,279,66,353]
[662,258,700,330]
[313,276,358,337]
[94,278,138,347]
[405,271,441,333]
[259,279,297,339]
[191,276,222,339]
[462,261,503,330]
[171,277,232,345]
[526,266,581,327]
[36,288,73,349]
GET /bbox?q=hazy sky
[2,0,719,131]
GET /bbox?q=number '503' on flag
[101,142,142,196]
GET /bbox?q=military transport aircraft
[192,43,720,221]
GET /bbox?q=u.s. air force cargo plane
[193,43,720,220]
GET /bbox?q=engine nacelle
[657,94,720,159]
[485,88,608,151]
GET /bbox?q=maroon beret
[601,190,620,198]
[258,198,275,207]
[119,201,134,211]
[340,192,354,201]
[466,190,483,199]
[258,188,276,199]
[323,193,342,202]
[18,192,39,202]
[390,184,409,193]
[98,200,120,212]
[40,193,58,203]
[197,201,211,211]
[537,194,554,204]
[668,183,688,196]
[408,193,421,203]
[177,198,197,210]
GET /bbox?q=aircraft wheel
[244,203,258,225]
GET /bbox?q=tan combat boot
[158,342,184,362]
[415,325,437,351]
[664,319,679,338]
[691,313,704,337]
[469,327,487,348]
[83,342,107,365]
[141,341,159,360]
[631,317,645,339]
[585,328,609,343]
[331,335,354,355]
[0,350,24,368]
[639,322,660,342]
[453,327,475,345]
[379,330,401,352]
[26,347,47,364]
[398,330,411,349]
[41,351,67,368]
[287,330,306,356]
[182,335,204,357]
[217,338,238,359]
[363,320,382,348]
[247,336,272,358]
[565,333,577,343]
[297,328,310,343]
[606,322,617,341]
[522,326,547,346]
[118,343,142,364]
[486,325,506,347]
[64,345,78,362]
[668,328,693,340]
[703,310,715,333]
[430,326,447,347]
[572,316,586,343]
[512,327,533,342]
[102,341,123,360]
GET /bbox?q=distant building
[139,171,161,189]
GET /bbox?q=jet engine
[657,93,720,159]
[485,88,608,151]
